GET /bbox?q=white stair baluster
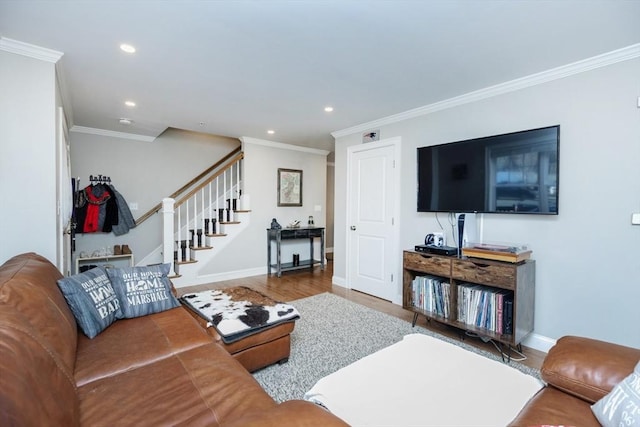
[229,163,234,219]
[177,204,182,261]
[208,182,212,234]
[185,199,189,255]
[201,187,205,245]
[216,177,219,233]
[192,193,197,248]
[223,168,227,222]
[236,160,240,200]
[228,167,232,217]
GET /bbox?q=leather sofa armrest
[222,400,349,427]
[542,335,640,403]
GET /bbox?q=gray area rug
[252,292,540,403]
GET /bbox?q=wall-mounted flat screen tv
[417,125,559,214]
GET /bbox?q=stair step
[235,209,251,213]
[168,274,182,279]
[190,245,213,251]
[175,259,198,266]
[220,221,241,225]
[206,233,227,237]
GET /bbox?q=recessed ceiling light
[119,118,133,125]
[324,106,334,112]
[125,101,136,107]
[267,130,275,135]
[120,44,136,54]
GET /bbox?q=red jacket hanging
[83,185,111,233]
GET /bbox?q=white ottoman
[305,334,543,427]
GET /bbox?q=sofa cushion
[508,386,601,427]
[77,343,277,426]
[57,267,122,338]
[541,335,640,403]
[74,306,214,386]
[0,304,80,426]
[0,253,78,372]
[107,264,180,318]
[591,360,640,427]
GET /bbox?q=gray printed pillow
[57,267,122,338]
[106,264,180,318]
[591,360,640,427]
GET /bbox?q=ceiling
[1,1,639,152]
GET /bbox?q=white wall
[196,137,328,275]
[334,58,640,349]
[69,128,240,265]
[0,50,58,265]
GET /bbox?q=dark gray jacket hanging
[108,185,137,236]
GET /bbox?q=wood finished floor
[179,261,545,370]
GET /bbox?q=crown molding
[240,136,330,156]
[70,125,156,142]
[332,43,640,139]
[0,37,63,63]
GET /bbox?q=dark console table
[267,227,325,277]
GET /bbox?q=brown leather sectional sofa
[510,335,640,426]
[2,252,637,426]
[0,253,347,426]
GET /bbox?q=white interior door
[347,138,399,301]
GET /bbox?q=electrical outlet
[129,202,139,211]
[632,213,640,225]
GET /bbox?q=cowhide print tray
[180,286,300,343]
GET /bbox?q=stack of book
[462,243,532,263]
[411,275,451,319]
[457,283,514,335]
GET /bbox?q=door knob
[350,226,356,230]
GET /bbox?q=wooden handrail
[174,152,244,208]
[135,147,242,225]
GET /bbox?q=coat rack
[89,174,111,184]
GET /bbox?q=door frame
[345,137,402,304]
[56,106,72,276]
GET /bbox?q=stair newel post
[161,198,176,276]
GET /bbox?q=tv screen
[417,125,559,214]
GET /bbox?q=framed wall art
[277,168,302,207]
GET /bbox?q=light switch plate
[632,213,640,225]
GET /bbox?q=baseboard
[172,267,265,288]
[332,275,347,288]
[522,333,556,354]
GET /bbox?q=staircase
[159,151,250,286]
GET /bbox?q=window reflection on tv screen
[417,125,559,214]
